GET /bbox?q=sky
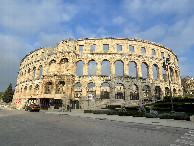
[0,0,194,91]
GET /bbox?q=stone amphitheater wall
[13,37,182,109]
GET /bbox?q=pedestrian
[67,105,69,111]
[69,104,72,112]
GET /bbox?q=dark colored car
[25,104,40,112]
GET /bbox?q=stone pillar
[83,62,88,75]
[138,86,143,101]
[110,61,115,75]
[109,82,115,99]
[125,86,130,101]
[150,84,155,100]
[82,82,87,100]
[95,84,101,99]
[136,62,142,78]
[96,61,101,75]
[124,61,129,76]
[158,65,163,80]
[52,80,56,95]
[35,68,40,79]
[148,64,153,79]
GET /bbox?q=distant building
[182,76,194,95]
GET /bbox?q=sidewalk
[45,109,194,129]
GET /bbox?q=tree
[2,83,14,103]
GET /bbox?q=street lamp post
[163,58,174,112]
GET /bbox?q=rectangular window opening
[42,52,44,58]
[117,44,122,51]
[152,49,156,55]
[103,44,109,51]
[168,54,170,59]
[79,45,84,51]
[129,45,134,52]
[141,47,146,53]
[91,44,96,51]
[161,52,164,58]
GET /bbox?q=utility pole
[163,58,174,112]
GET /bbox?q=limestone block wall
[13,37,182,109]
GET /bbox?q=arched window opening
[28,68,30,74]
[143,85,151,100]
[75,82,82,98]
[170,68,173,82]
[173,88,177,97]
[165,87,170,96]
[35,84,39,90]
[155,86,161,100]
[87,82,96,99]
[33,67,36,78]
[115,83,125,100]
[76,61,83,76]
[100,83,110,99]
[115,60,124,76]
[49,59,56,65]
[56,81,65,94]
[101,60,110,75]
[175,70,179,80]
[129,61,137,77]
[60,58,68,63]
[162,66,166,81]
[29,85,32,90]
[88,60,97,75]
[45,82,52,94]
[39,66,43,78]
[130,84,139,100]
[152,64,158,79]
[141,62,148,78]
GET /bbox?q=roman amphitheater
[13,37,182,110]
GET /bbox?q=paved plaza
[0,108,194,146]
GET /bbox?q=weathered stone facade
[13,37,182,109]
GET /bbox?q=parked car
[25,104,40,112]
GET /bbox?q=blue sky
[0,0,194,91]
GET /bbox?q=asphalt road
[0,109,193,146]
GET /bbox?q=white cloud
[161,15,194,53]
[37,32,74,47]
[0,0,79,35]
[75,25,96,38]
[113,16,125,25]
[123,0,194,21]
[0,34,30,91]
[133,25,167,41]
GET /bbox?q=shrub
[106,105,121,110]
[84,110,93,113]
[172,112,190,121]
[106,110,117,115]
[145,113,158,118]
[118,112,132,116]
[158,113,174,119]
[132,112,145,117]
